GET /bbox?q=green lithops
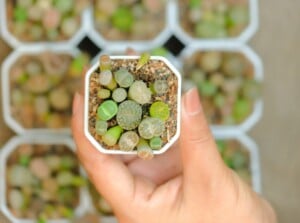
[138,117,165,139]
[137,139,153,160]
[102,126,123,146]
[117,100,142,130]
[128,80,152,104]
[95,120,108,136]
[118,131,139,151]
[111,7,134,32]
[114,68,134,88]
[149,101,170,121]
[97,100,118,121]
[112,88,127,103]
[149,137,163,150]
[97,88,111,99]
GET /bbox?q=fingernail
[184,88,201,115]
[72,92,81,115]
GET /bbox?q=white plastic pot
[84,55,182,155]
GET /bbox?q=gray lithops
[138,117,165,139]
[114,68,134,88]
[128,80,152,104]
[117,100,142,130]
[118,131,139,151]
[8,165,35,187]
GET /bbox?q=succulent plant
[29,157,51,180]
[99,55,111,71]
[118,131,140,151]
[6,144,85,220]
[97,100,118,121]
[95,120,108,135]
[49,88,71,111]
[97,88,111,99]
[183,51,259,125]
[128,80,152,104]
[149,101,170,121]
[8,0,87,42]
[8,189,24,210]
[114,68,134,88]
[180,0,249,38]
[8,165,35,187]
[149,137,163,150]
[153,79,168,95]
[112,87,127,102]
[217,140,251,185]
[136,53,150,70]
[54,0,74,13]
[99,70,113,86]
[93,0,166,41]
[200,51,222,72]
[138,117,165,139]
[111,7,134,32]
[116,100,142,130]
[102,125,123,146]
[137,139,153,160]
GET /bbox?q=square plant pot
[170,0,259,45]
[213,132,261,193]
[0,0,89,48]
[0,135,89,223]
[1,46,90,135]
[179,44,263,132]
[84,55,181,159]
[86,0,173,50]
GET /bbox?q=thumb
[180,89,228,196]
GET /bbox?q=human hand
[72,88,276,223]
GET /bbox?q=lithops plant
[182,50,260,125]
[86,54,181,159]
[216,139,252,186]
[93,0,167,41]
[179,0,250,38]
[5,144,85,220]
[8,51,90,130]
[6,0,89,42]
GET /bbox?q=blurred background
[0,0,299,222]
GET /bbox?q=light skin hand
[72,88,276,223]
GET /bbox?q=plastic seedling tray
[85,1,173,51]
[179,44,263,132]
[0,135,89,223]
[213,131,262,193]
[0,0,88,48]
[170,0,259,46]
[1,46,81,135]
